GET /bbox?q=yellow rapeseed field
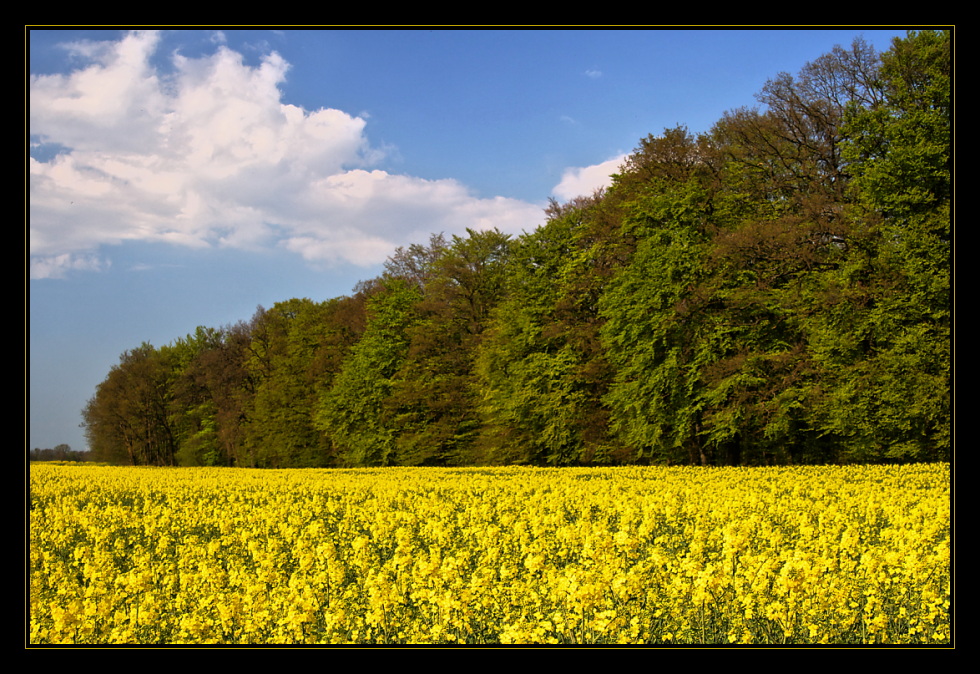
[29,463,950,645]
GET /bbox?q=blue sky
[29,27,909,454]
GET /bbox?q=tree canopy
[81,32,951,467]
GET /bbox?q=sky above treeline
[28,27,910,454]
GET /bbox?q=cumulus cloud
[551,154,627,202]
[29,31,544,279]
[279,169,542,266]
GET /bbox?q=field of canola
[29,463,950,645]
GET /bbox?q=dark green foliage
[243,299,345,468]
[384,229,513,466]
[816,29,951,462]
[474,196,628,465]
[600,171,716,464]
[83,343,179,466]
[178,321,256,466]
[315,279,423,466]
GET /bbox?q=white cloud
[277,169,543,266]
[551,154,627,202]
[29,252,110,280]
[29,31,545,279]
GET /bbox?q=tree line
[81,31,950,468]
[30,445,92,462]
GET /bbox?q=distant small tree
[29,444,90,462]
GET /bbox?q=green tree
[600,168,717,464]
[815,29,951,461]
[166,326,224,466]
[599,38,890,465]
[315,279,423,466]
[82,343,178,466]
[383,232,449,295]
[235,294,375,468]
[475,198,626,465]
[384,229,512,465]
[177,321,257,467]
